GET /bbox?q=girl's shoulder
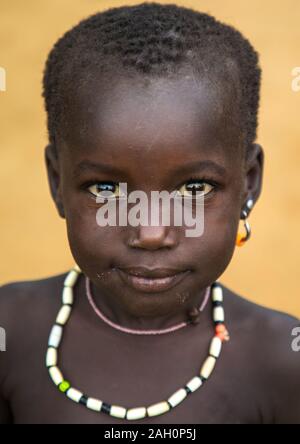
[220,282,299,363]
[0,271,67,297]
[220,283,300,423]
[220,283,299,323]
[0,272,69,338]
[0,273,69,424]
[221,282,299,328]
[0,270,68,300]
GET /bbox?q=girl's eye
[87,182,123,198]
[177,180,214,197]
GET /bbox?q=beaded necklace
[46,265,230,421]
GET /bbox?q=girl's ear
[44,144,65,219]
[242,143,264,212]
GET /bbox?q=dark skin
[0,72,299,424]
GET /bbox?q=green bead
[59,380,70,392]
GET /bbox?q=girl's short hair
[43,2,261,156]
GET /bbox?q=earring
[236,199,253,247]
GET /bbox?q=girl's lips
[116,268,191,293]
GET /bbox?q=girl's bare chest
[7,330,262,424]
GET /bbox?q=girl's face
[46,73,263,321]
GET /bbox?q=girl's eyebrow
[73,159,227,179]
[172,160,227,177]
[73,160,125,177]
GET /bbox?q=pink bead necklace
[85,276,211,335]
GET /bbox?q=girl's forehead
[61,73,241,165]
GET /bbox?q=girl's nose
[127,225,178,250]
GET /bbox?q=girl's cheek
[190,212,236,260]
[67,216,116,249]
[66,224,116,274]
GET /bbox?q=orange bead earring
[236,199,253,247]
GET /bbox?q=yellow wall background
[1,0,299,317]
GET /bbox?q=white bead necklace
[46,265,229,421]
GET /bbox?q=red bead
[216,324,225,334]
[215,324,230,341]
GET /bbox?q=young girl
[0,2,299,424]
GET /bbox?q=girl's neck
[76,272,213,333]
